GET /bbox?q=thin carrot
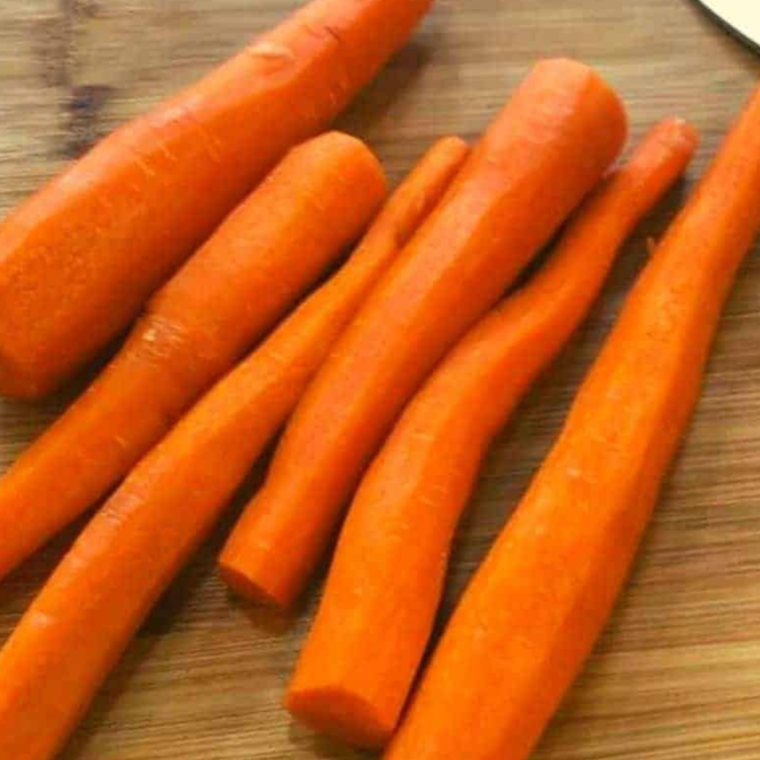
[0,132,385,585]
[218,58,628,610]
[286,118,699,750]
[384,81,760,760]
[0,137,467,760]
[0,0,436,399]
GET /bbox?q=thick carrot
[0,0,436,399]
[0,136,467,760]
[218,58,628,609]
[286,118,699,750]
[384,81,760,760]
[0,132,385,585]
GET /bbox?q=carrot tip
[287,684,394,750]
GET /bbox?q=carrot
[0,136,467,760]
[0,0,436,399]
[286,118,699,750]
[0,132,385,585]
[383,81,760,760]
[218,58,628,610]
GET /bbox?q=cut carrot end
[647,117,701,159]
[218,560,291,610]
[287,684,393,750]
[663,116,699,144]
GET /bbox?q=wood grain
[1,0,760,758]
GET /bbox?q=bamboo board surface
[1,1,759,758]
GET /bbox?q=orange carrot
[0,137,468,760]
[384,81,760,760]
[287,118,698,750]
[218,58,628,609]
[0,132,385,585]
[0,0,436,399]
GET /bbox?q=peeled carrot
[0,0,435,399]
[287,118,698,750]
[0,136,467,760]
[384,81,760,760]
[218,58,628,609]
[0,132,385,585]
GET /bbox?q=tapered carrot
[384,81,760,760]
[0,0,436,399]
[0,136,467,760]
[218,58,628,609]
[0,132,385,585]
[287,118,698,750]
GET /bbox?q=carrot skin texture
[213,135,470,600]
[0,137,468,760]
[219,58,628,609]
[384,84,760,760]
[0,132,386,585]
[286,119,699,750]
[0,0,436,398]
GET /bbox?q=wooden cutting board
[1,1,759,758]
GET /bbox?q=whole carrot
[384,81,760,760]
[219,58,628,609]
[287,119,698,750]
[0,132,385,585]
[0,0,436,399]
[0,137,468,760]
